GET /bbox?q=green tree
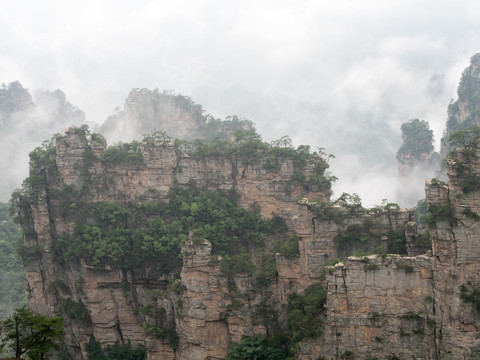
[0,306,65,359]
[288,284,327,341]
[86,335,107,360]
[396,119,434,162]
[0,203,25,315]
[226,334,286,360]
[448,127,480,149]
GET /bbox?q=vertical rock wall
[19,128,422,360]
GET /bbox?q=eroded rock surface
[20,126,480,360]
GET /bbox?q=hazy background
[1,0,479,207]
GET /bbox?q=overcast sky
[1,0,479,207]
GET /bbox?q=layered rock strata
[300,140,480,359]
[17,127,418,360]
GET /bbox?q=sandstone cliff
[13,124,417,360]
[301,137,480,359]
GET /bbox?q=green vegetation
[424,202,456,228]
[416,230,432,252]
[86,335,146,360]
[226,333,287,360]
[101,141,144,167]
[460,282,480,312]
[226,284,327,360]
[10,124,341,359]
[58,298,89,324]
[396,262,415,274]
[442,55,480,154]
[459,174,480,194]
[221,253,256,276]
[142,131,171,144]
[0,203,25,316]
[10,136,58,204]
[174,131,335,193]
[0,306,65,359]
[304,194,407,257]
[335,224,368,252]
[53,188,279,273]
[445,127,480,193]
[462,207,480,220]
[334,223,406,256]
[448,127,480,149]
[397,119,434,162]
[287,284,327,341]
[415,198,428,225]
[140,290,179,349]
[274,235,300,259]
[202,115,255,142]
[48,280,71,295]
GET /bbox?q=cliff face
[17,118,480,360]
[303,140,480,360]
[100,89,205,142]
[16,125,416,360]
[19,117,480,359]
[440,53,480,161]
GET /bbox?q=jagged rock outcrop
[100,89,206,142]
[20,122,480,359]
[100,89,253,143]
[15,126,415,360]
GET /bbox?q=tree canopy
[0,202,25,316]
[396,119,434,162]
[0,306,65,359]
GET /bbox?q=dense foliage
[202,115,255,142]
[448,127,480,149]
[425,202,456,229]
[334,224,406,256]
[226,284,328,359]
[226,334,287,360]
[86,336,146,360]
[288,284,327,341]
[101,141,144,167]
[10,124,339,359]
[306,194,407,256]
[396,119,434,162]
[0,202,25,316]
[174,131,335,192]
[447,128,480,193]
[0,306,65,359]
[448,54,480,132]
[53,188,275,273]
